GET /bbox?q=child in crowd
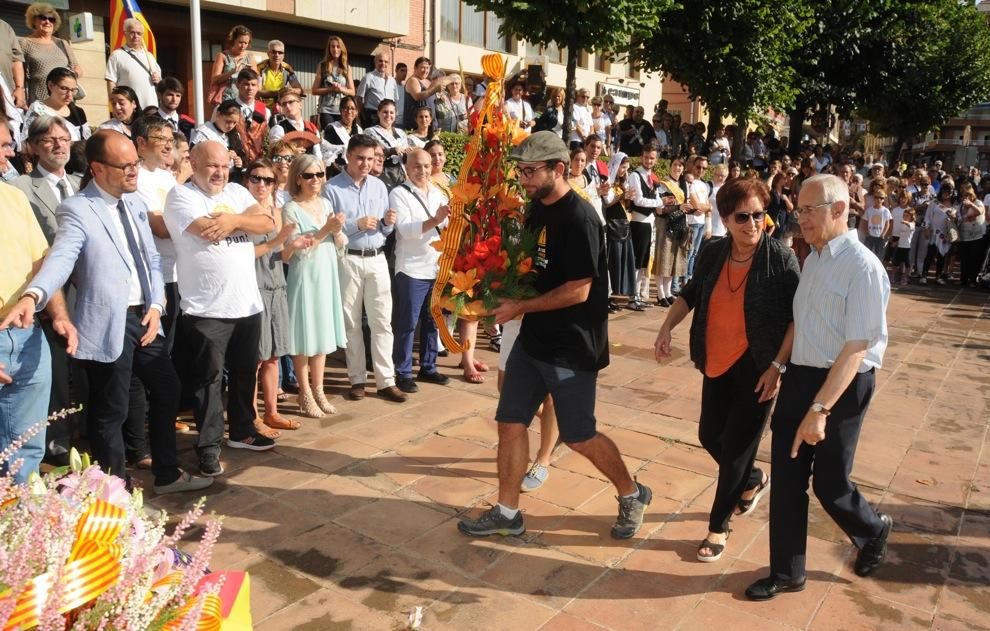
[893,206,916,286]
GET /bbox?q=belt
[126,304,146,314]
[346,247,385,257]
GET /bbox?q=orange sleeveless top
[704,258,752,378]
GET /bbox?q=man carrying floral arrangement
[457,131,652,539]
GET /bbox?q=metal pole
[190,0,204,124]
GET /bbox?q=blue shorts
[495,343,598,444]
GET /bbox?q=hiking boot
[457,505,525,537]
[611,480,652,539]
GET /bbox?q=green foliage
[437,131,469,176]
[856,0,990,139]
[631,0,813,122]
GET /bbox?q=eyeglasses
[733,211,766,224]
[98,160,140,173]
[794,201,833,217]
[516,164,551,178]
[270,50,285,55]
[37,15,57,23]
[272,154,294,163]
[248,174,275,185]
[39,136,72,147]
[279,99,300,106]
[148,134,174,144]
[125,30,144,36]
[299,171,325,180]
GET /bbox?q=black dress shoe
[626,300,645,312]
[855,512,893,577]
[396,376,419,393]
[417,370,450,385]
[745,576,807,601]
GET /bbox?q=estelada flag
[108,0,157,56]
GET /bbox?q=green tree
[630,0,812,148]
[463,0,670,143]
[856,0,990,160]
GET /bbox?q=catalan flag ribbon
[109,0,157,56]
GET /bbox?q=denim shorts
[495,343,598,443]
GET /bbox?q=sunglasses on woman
[247,174,275,185]
[300,171,325,180]
[37,15,58,23]
[271,154,294,163]
[733,211,766,224]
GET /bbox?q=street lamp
[605,76,646,88]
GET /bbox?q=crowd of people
[0,4,983,604]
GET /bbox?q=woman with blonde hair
[21,3,84,104]
[281,154,348,416]
[210,25,257,102]
[435,73,469,133]
[313,35,354,130]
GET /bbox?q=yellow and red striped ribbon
[431,54,507,352]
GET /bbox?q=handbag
[665,208,688,241]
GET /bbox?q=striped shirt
[792,229,889,372]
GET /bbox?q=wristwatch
[810,401,831,416]
[770,360,787,374]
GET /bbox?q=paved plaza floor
[143,285,990,630]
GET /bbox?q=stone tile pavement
[141,285,990,630]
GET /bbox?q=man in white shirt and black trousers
[746,174,892,601]
[458,131,651,539]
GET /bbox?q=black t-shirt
[618,120,655,157]
[519,189,610,371]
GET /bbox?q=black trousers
[82,310,180,486]
[699,352,769,533]
[922,244,945,278]
[959,239,984,285]
[769,364,885,581]
[183,313,261,457]
[40,316,74,457]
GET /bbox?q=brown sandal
[264,414,301,431]
[253,417,280,439]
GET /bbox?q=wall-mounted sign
[69,13,93,43]
[598,82,639,106]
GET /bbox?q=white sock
[496,503,519,518]
[663,277,673,298]
[622,488,640,500]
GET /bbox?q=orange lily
[516,256,533,275]
[450,268,479,298]
[496,185,525,213]
[451,182,482,206]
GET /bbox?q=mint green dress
[282,199,347,356]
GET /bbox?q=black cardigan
[679,234,800,374]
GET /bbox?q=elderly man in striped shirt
[746,174,893,601]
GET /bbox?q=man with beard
[457,131,651,539]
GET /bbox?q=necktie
[56,179,70,203]
[117,200,153,308]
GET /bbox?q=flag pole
[190,0,204,124]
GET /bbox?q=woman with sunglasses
[21,3,84,105]
[267,140,296,207]
[281,154,347,417]
[21,67,90,143]
[654,177,800,564]
[245,159,299,437]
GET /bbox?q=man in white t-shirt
[390,148,451,394]
[105,18,162,109]
[163,140,277,477]
[568,89,593,149]
[504,82,534,130]
[682,155,712,288]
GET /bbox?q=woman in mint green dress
[281,154,348,417]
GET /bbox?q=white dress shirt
[792,229,889,372]
[37,164,74,202]
[93,183,152,308]
[390,181,448,280]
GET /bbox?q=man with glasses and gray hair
[355,51,399,128]
[257,40,301,112]
[105,17,162,109]
[746,173,892,601]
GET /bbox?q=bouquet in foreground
[431,54,536,349]
[0,417,248,630]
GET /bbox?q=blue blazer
[31,182,165,363]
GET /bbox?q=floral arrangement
[430,54,537,349]
[0,415,239,631]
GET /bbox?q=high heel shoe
[297,391,325,418]
[313,389,337,415]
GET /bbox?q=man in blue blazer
[4,130,212,495]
